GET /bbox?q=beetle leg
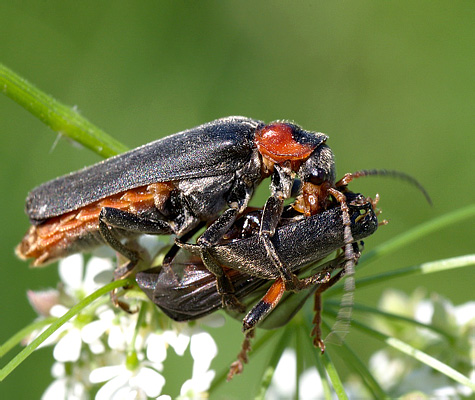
[99,207,175,311]
[162,223,205,266]
[100,207,173,235]
[99,207,173,277]
[198,208,239,245]
[200,245,246,313]
[193,208,247,312]
[260,195,304,291]
[259,165,305,290]
[229,261,338,379]
[175,234,247,311]
[311,269,346,352]
[227,329,255,381]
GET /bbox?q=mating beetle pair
[17,116,346,310]
[17,116,429,377]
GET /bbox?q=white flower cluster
[353,289,475,399]
[26,254,221,400]
[264,289,475,399]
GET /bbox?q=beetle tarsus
[227,329,255,381]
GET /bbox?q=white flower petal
[146,333,167,364]
[98,307,116,321]
[51,362,65,379]
[157,395,172,400]
[180,369,214,397]
[81,320,108,343]
[198,313,225,328]
[190,332,217,374]
[112,387,141,400]
[130,367,165,397]
[108,325,127,350]
[89,365,125,383]
[53,329,82,362]
[83,257,114,291]
[454,301,475,325]
[34,324,65,348]
[369,350,405,389]
[414,299,434,324]
[95,373,130,400]
[88,339,106,354]
[163,330,190,356]
[41,378,67,400]
[59,254,84,290]
[269,348,296,398]
[50,304,70,318]
[299,367,324,400]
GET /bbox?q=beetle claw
[222,294,246,313]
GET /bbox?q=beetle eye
[308,167,327,185]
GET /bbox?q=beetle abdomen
[16,183,173,266]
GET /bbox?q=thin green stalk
[333,312,475,391]
[300,323,333,400]
[209,330,276,392]
[0,278,132,381]
[295,326,303,400]
[0,63,128,158]
[129,301,148,354]
[321,320,387,399]
[325,301,455,343]
[359,203,475,267]
[327,254,475,297]
[255,328,289,400]
[322,351,348,400]
[0,317,56,358]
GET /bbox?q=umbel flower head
[26,252,221,400]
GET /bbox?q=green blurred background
[1,1,473,398]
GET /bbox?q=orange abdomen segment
[16,183,172,266]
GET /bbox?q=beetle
[17,116,429,309]
[136,192,379,377]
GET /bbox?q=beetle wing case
[137,261,263,322]
[207,202,378,280]
[26,116,262,223]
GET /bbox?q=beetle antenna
[336,169,432,206]
[320,188,357,347]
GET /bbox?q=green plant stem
[328,254,475,297]
[359,203,475,267]
[355,318,475,391]
[129,301,148,355]
[321,320,387,399]
[326,309,475,391]
[324,301,455,343]
[209,330,276,392]
[322,351,348,400]
[300,323,333,399]
[0,278,132,381]
[255,328,289,400]
[0,63,128,158]
[0,317,56,358]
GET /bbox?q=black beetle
[136,192,379,377]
